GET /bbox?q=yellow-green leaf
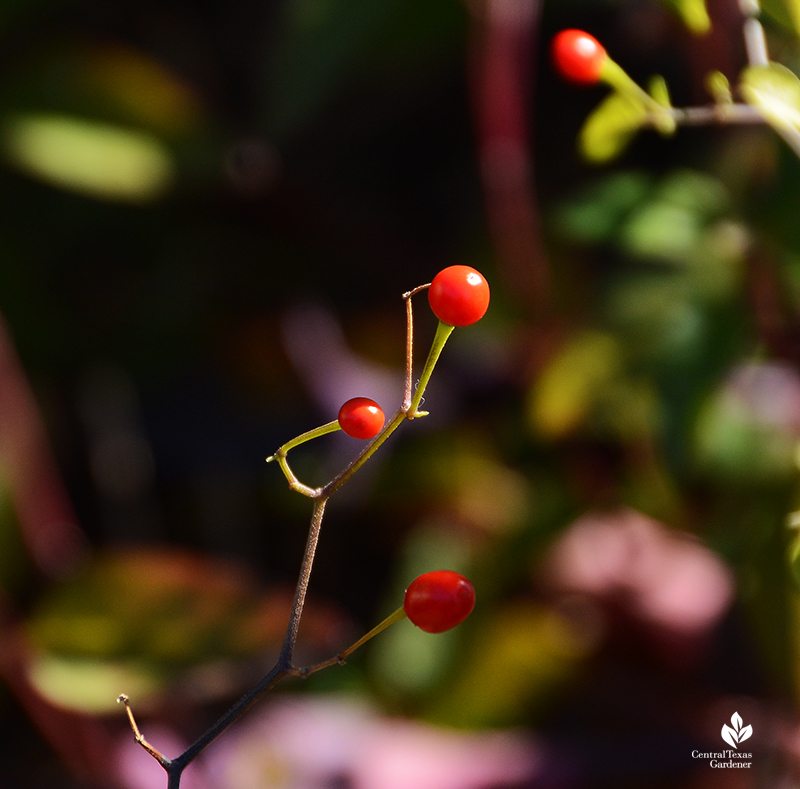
[579,92,648,164]
[705,70,733,105]
[740,62,800,135]
[2,112,175,202]
[659,0,711,34]
[528,330,623,439]
[761,0,800,36]
[649,75,672,109]
[425,603,594,728]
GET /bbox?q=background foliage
[1,0,799,786]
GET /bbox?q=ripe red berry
[403,570,476,633]
[338,397,385,440]
[428,265,490,327]
[551,29,607,85]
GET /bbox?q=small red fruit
[338,397,385,440]
[403,570,476,633]
[428,265,490,327]
[551,29,607,85]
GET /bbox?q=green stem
[323,321,454,497]
[267,420,341,459]
[323,408,407,497]
[408,320,454,416]
[267,420,340,497]
[295,606,407,677]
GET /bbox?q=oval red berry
[428,265,490,327]
[551,29,606,85]
[338,397,385,440]
[403,570,476,633]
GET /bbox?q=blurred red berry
[551,29,606,85]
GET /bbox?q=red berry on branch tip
[551,29,607,85]
[428,265,490,327]
[338,397,385,440]
[403,570,476,633]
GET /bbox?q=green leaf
[553,170,652,244]
[578,91,648,164]
[1,113,174,202]
[25,548,345,710]
[528,331,624,438]
[659,0,711,34]
[740,62,800,135]
[425,603,592,728]
[649,75,672,109]
[706,70,733,105]
[761,0,800,36]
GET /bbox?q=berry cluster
[122,265,490,788]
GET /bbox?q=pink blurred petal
[207,694,538,789]
[543,508,735,646]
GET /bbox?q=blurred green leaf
[2,112,175,202]
[761,0,800,35]
[706,70,733,105]
[618,169,730,264]
[654,168,729,213]
[658,0,711,34]
[649,75,672,108]
[741,63,800,138]
[554,170,652,244]
[605,275,704,361]
[694,368,800,482]
[28,655,161,714]
[621,202,702,263]
[579,91,648,164]
[426,603,595,728]
[415,433,531,534]
[25,549,338,710]
[528,331,623,439]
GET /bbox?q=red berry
[551,29,607,85]
[428,265,490,327]
[338,397,385,439]
[403,570,476,633]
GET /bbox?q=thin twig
[121,279,458,788]
[280,498,327,665]
[402,284,430,410]
[292,606,408,678]
[117,696,170,767]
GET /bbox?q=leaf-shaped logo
[721,723,739,748]
[721,711,752,748]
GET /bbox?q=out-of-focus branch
[469,0,551,316]
[0,315,87,578]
